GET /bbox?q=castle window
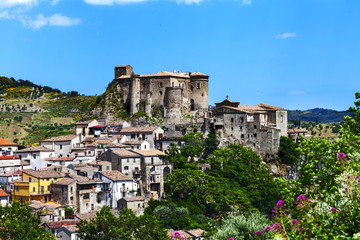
[241,134,244,139]
[160,91,163,95]
[254,125,257,129]
[191,86,193,91]
[253,143,256,147]
[231,127,233,131]
[172,82,174,87]
[202,93,204,96]
[240,126,242,130]
[197,83,200,89]
[281,115,283,123]
[254,133,257,138]
[240,117,244,123]
[143,83,145,88]
[231,118,234,123]
[159,82,163,88]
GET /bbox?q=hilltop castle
[111,65,209,124]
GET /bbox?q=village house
[42,220,80,236]
[107,120,131,135]
[123,140,150,150]
[117,196,147,216]
[74,119,102,137]
[120,126,164,150]
[208,99,288,158]
[51,174,108,214]
[0,188,9,206]
[96,170,138,209]
[0,138,18,156]
[29,200,65,223]
[103,149,142,179]
[11,169,64,203]
[0,155,30,175]
[287,128,310,142]
[87,160,112,172]
[133,150,171,199]
[44,157,77,167]
[57,225,78,240]
[0,169,31,193]
[13,146,55,170]
[40,135,82,158]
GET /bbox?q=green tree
[278,136,300,165]
[208,145,281,215]
[0,202,54,240]
[77,206,167,240]
[165,168,254,218]
[181,132,204,160]
[203,130,220,157]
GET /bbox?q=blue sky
[1,0,359,110]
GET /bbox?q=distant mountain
[288,108,352,123]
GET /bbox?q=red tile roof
[41,135,78,142]
[45,157,75,162]
[0,138,17,146]
[140,71,190,79]
[100,170,133,181]
[44,220,79,229]
[14,146,54,153]
[0,156,20,160]
[0,188,8,197]
[0,169,30,177]
[131,150,166,157]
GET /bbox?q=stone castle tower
[113,65,209,124]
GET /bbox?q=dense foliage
[0,202,55,240]
[76,206,168,240]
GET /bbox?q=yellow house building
[12,169,64,203]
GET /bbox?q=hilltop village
[0,65,299,239]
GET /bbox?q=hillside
[0,76,96,145]
[288,108,352,123]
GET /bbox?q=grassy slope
[0,76,96,145]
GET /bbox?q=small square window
[160,91,163,95]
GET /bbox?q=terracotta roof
[0,188,8,197]
[0,156,20,160]
[62,225,78,233]
[68,174,98,183]
[120,126,159,133]
[44,220,79,229]
[89,125,106,128]
[41,135,78,142]
[25,169,65,179]
[190,72,208,77]
[95,137,117,144]
[51,178,76,185]
[14,146,54,153]
[237,104,267,112]
[112,149,140,158]
[122,196,145,202]
[0,138,17,146]
[257,103,285,111]
[87,161,111,166]
[140,71,190,79]
[131,150,166,157]
[75,211,97,221]
[100,170,133,181]
[106,143,128,148]
[123,140,144,145]
[45,157,75,162]
[0,169,30,177]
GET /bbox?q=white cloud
[0,0,37,9]
[276,32,296,39]
[241,0,251,5]
[25,13,81,29]
[83,0,146,5]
